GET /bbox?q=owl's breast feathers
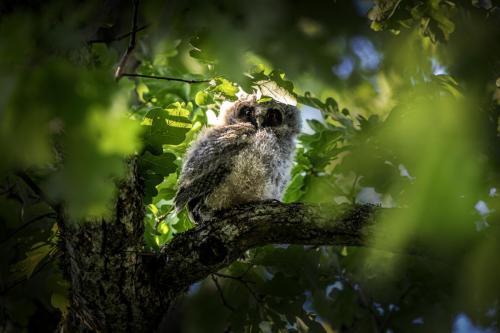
[205,129,294,209]
[175,123,295,222]
[174,123,256,214]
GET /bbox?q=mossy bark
[58,160,169,332]
[57,161,378,332]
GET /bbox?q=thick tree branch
[59,158,167,332]
[157,202,378,293]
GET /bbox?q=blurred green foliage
[1,0,499,332]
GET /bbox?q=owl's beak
[256,114,265,129]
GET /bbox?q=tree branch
[87,25,148,44]
[115,0,140,80]
[121,73,211,84]
[112,0,211,84]
[2,212,56,243]
[211,275,235,311]
[156,202,379,293]
[16,171,65,225]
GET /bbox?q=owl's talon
[261,199,282,205]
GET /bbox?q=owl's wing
[174,123,255,212]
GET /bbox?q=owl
[174,94,301,223]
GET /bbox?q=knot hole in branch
[199,236,228,266]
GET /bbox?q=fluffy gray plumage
[175,95,301,223]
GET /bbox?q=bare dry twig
[16,171,64,225]
[211,274,235,311]
[113,0,211,84]
[121,73,211,84]
[115,0,140,80]
[87,25,149,44]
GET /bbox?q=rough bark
[58,160,170,332]
[58,162,379,332]
[156,202,377,294]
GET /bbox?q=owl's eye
[236,105,257,127]
[263,108,283,127]
[237,105,255,121]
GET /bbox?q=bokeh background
[1,0,499,332]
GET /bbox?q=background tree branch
[114,0,140,80]
[120,73,211,83]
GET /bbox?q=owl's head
[219,95,301,136]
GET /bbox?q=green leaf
[195,90,212,106]
[210,78,239,98]
[10,242,52,280]
[263,272,304,297]
[142,104,192,153]
[139,151,176,176]
[51,292,69,315]
[90,43,119,68]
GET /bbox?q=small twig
[16,172,51,206]
[0,182,15,196]
[87,24,149,44]
[16,172,64,224]
[115,0,140,80]
[380,285,413,331]
[239,262,256,278]
[121,73,211,84]
[213,272,255,284]
[2,212,56,243]
[112,0,211,84]
[341,273,383,333]
[211,274,235,311]
[213,272,264,305]
[240,280,262,303]
[350,174,360,204]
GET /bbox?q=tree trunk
[58,160,170,332]
[56,160,379,332]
